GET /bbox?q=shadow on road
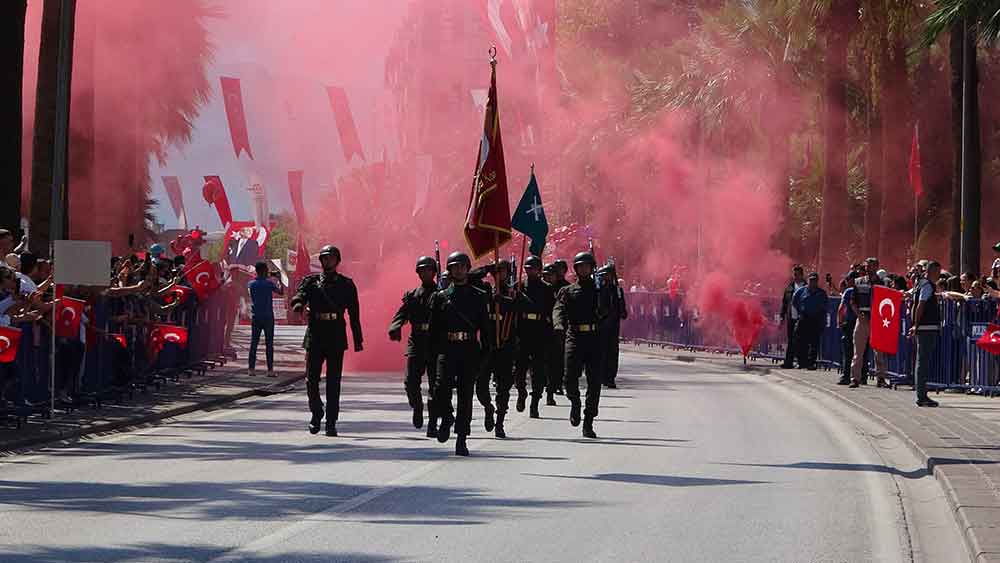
[718,461,936,479]
[523,472,768,487]
[3,544,400,563]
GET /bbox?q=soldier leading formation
[293,244,627,457]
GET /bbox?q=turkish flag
[909,123,923,198]
[0,326,22,363]
[220,76,254,160]
[976,324,1000,355]
[56,297,86,339]
[164,285,194,305]
[463,59,513,260]
[288,170,308,226]
[183,260,220,300]
[870,286,904,354]
[152,324,188,350]
[294,233,311,278]
[202,176,233,228]
[110,333,128,349]
[326,86,366,163]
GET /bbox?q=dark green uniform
[598,271,628,387]
[547,278,570,395]
[388,281,439,431]
[429,282,490,439]
[479,281,518,422]
[553,276,608,425]
[291,272,363,428]
[513,276,554,412]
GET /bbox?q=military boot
[484,404,496,432]
[569,400,582,427]
[309,412,323,435]
[455,435,470,456]
[529,396,540,419]
[325,423,338,437]
[582,416,597,439]
[437,415,454,444]
[546,391,557,406]
[426,417,438,438]
[411,400,424,429]
[516,388,527,412]
[494,413,507,438]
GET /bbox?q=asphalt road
[0,347,966,562]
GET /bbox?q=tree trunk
[949,25,963,272]
[0,1,27,232]
[817,0,856,276]
[28,1,64,255]
[958,22,981,276]
[877,34,911,272]
[864,105,882,259]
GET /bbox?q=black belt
[413,323,430,332]
[447,331,473,342]
[572,323,597,333]
[314,312,340,321]
[522,313,542,321]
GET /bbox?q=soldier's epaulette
[470,285,488,296]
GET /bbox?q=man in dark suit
[227,226,260,267]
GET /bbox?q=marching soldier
[388,256,440,437]
[553,252,609,439]
[543,259,571,401]
[477,261,518,437]
[430,251,490,456]
[290,245,364,437]
[597,264,628,389]
[513,255,555,418]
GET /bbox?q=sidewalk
[625,342,1000,563]
[0,326,307,454]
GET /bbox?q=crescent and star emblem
[195,272,210,285]
[62,307,77,324]
[878,298,895,329]
[164,334,182,343]
[990,331,1000,343]
[0,336,9,352]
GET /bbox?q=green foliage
[924,0,1000,47]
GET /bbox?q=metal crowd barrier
[622,290,1000,396]
[0,288,232,428]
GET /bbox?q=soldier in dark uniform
[553,252,608,439]
[290,245,364,437]
[544,259,571,401]
[388,256,440,437]
[430,251,490,456]
[477,261,518,437]
[597,264,628,389]
[513,255,555,418]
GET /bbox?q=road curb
[0,373,305,454]
[626,344,993,562]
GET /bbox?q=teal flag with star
[511,171,549,256]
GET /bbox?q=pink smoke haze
[21,1,802,367]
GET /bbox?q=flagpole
[914,122,919,258]
[494,232,501,349]
[518,163,533,285]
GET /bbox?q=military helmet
[524,255,542,270]
[446,251,471,269]
[415,255,438,273]
[553,259,568,273]
[318,245,341,261]
[573,252,596,267]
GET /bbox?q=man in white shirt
[15,253,40,296]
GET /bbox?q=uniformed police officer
[430,251,490,456]
[478,261,517,438]
[290,245,364,437]
[513,255,555,418]
[553,252,608,439]
[388,256,440,437]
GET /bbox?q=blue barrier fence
[0,289,231,427]
[623,291,1000,395]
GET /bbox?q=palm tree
[924,0,995,274]
[0,1,27,232]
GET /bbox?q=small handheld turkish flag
[153,324,188,349]
[976,324,1000,355]
[184,260,219,301]
[110,334,128,349]
[164,285,193,305]
[56,297,86,339]
[0,326,22,363]
[870,286,904,354]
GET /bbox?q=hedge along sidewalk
[624,342,1000,563]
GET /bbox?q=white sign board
[53,240,112,287]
